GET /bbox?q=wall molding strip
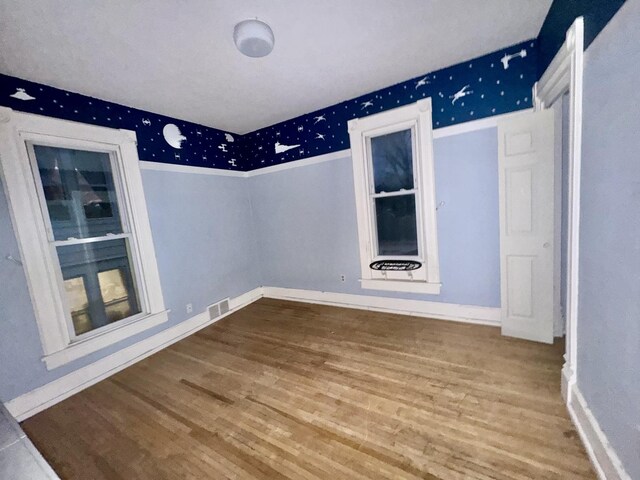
[432,109,532,139]
[263,287,501,326]
[140,160,247,177]
[144,110,535,179]
[568,384,632,480]
[247,149,350,177]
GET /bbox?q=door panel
[506,168,534,234]
[506,255,534,318]
[499,110,555,343]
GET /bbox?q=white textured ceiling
[0,1,552,134]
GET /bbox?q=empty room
[0,1,637,479]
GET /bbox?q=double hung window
[0,108,167,369]
[348,99,441,294]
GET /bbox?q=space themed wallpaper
[242,39,537,170]
[0,73,244,170]
[0,39,536,172]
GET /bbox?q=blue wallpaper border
[0,74,245,171]
[537,0,626,76]
[242,39,536,170]
[1,38,537,172]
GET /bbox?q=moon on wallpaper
[163,124,187,149]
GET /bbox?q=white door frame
[533,17,584,403]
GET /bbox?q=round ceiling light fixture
[233,19,274,58]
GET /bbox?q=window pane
[370,129,414,193]
[98,268,136,323]
[63,276,92,335]
[58,238,141,336]
[375,194,419,256]
[32,145,123,241]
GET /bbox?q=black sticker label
[369,260,422,271]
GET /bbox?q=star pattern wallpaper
[0,73,244,170]
[243,39,537,170]
[0,39,536,172]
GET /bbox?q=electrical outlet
[340,274,345,282]
[186,303,193,314]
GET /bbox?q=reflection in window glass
[32,144,143,338]
[370,129,414,193]
[58,238,141,336]
[375,194,419,256]
[33,145,122,241]
[64,276,92,335]
[98,268,136,323]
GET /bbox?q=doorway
[534,17,584,403]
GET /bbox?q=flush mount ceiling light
[234,19,274,58]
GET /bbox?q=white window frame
[348,99,441,294]
[0,108,168,369]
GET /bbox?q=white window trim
[0,108,168,370]
[348,99,441,294]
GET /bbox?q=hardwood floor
[22,298,595,479]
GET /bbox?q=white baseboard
[567,384,632,480]
[5,287,263,421]
[561,361,574,404]
[263,287,501,326]
[5,286,499,421]
[6,283,631,480]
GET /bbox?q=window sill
[361,279,442,295]
[42,310,169,370]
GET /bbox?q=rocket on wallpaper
[0,38,536,172]
[0,74,244,170]
[9,87,36,101]
[241,39,537,170]
[501,48,528,69]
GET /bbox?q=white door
[498,110,555,343]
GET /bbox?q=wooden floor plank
[22,298,595,479]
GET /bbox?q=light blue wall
[251,128,500,307]
[577,1,640,477]
[0,169,260,401]
[141,170,262,316]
